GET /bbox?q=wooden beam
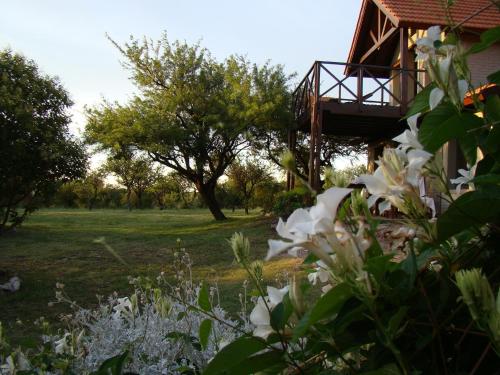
[360,26,398,63]
[372,0,400,27]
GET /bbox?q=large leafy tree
[85,34,291,220]
[0,50,87,233]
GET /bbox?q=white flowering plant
[0,247,245,374]
[205,24,500,374]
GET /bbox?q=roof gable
[347,0,500,65]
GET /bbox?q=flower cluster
[357,115,435,218]
[266,187,373,292]
[416,26,469,110]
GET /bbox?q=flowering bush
[205,25,500,374]
[0,248,244,374]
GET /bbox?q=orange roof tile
[378,0,500,30]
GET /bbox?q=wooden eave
[345,0,401,77]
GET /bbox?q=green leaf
[419,103,482,153]
[230,350,286,374]
[364,255,395,283]
[270,295,293,331]
[202,336,269,375]
[437,185,500,240]
[91,351,129,375]
[198,282,211,312]
[405,84,435,118]
[467,26,500,55]
[293,283,351,340]
[199,319,212,350]
[303,252,319,264]
[488,70,500,85]
[485,95,500,154]
[387,307,409,339]
[471,174,500,186]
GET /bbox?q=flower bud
[230,232,251,265]
[456,268,495,325]
[289,276,305,316]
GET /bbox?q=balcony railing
[292,61,426,121]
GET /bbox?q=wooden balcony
[289,61,426,190]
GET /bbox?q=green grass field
[0,208,299,346]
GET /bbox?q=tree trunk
[197,182,226,221]
[126,189,132,211]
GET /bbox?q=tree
[250,128,367,184]
[78,169,106,210]
[105,155,156,210]
[0,50,87,233]
[85,34,291,220]
[226,159,270,214]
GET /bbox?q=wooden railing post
[357,67,364,111]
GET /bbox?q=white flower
[54,333,71,355]
[249,286,289,339]
[358,147,433,216]
[415,26,441,62]
[450,165,476,193]
[112,297,133,320]
[307,261,330,285]
[393,114,423,151]
[429,87,445,110]
[266,187,352,264]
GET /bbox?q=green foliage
[272,186,309,218]
[0,49,87,232]
[226,159,272,214]
[85,34,291,221]
[323,164,367,189]
[105,155,157,210]
[202,336,271,375]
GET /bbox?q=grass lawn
[0,208,300,346]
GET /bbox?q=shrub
[272,186,309,218]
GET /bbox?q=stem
[469,343,491,375]
[418,279,449,375]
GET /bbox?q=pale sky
[0,0,364,168]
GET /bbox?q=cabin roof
[348,0,500,65]
[379,0,500,30]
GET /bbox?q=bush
[0,248,245,374]
[272,186,309,218]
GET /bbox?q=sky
[0,0,364,168]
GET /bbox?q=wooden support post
[400,27,409,114]
[357,67,364,112]
[286,130,292,191]
[290,130,297,189]
[308,63,320,191]
[314,108,323,191]
[308,97,317,190]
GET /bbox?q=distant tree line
[51,156,284,213]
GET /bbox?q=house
[289,0,500,200]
